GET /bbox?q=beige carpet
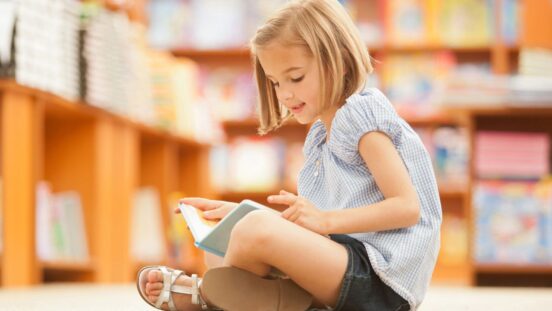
[0,283,551,310]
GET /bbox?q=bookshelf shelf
[41,261,96,272]
[171,45,502,59]
[438,187,467,201]
[475,264,552,274]
[172,48,251,59]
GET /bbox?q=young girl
[137,0,441,310]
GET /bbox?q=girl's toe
[147,270,163,282]
[146,281,163,293]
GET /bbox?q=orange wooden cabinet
[0,81,210,286]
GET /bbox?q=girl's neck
[319,106,339,142]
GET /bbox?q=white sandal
[136,265,212,311]
[137,265,312,311]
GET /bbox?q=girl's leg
[204,252,224,269]
[224,210,348,308]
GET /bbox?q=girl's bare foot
[144,270,203,311]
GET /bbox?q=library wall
[0,0,551,287]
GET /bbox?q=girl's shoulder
[329,88,404,164]
[338,87,397,119]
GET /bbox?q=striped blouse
[297,88,442,310]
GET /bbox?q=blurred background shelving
[0,0,551,289]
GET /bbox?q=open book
[179,199,274,257]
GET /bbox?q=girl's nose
[279,90,294,102]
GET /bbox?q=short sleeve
[329,88,403,165]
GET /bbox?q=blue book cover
[179,199,274,257]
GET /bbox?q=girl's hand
[268,190,329,235]
[176,198,238,220]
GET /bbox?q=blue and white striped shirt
[297,88,442,310]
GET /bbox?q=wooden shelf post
[1,89,40,286]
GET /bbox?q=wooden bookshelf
[0,80,210,286]
[453,106,552,286]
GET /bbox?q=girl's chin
[293,115,315,125]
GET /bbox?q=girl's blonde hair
[251,0,373,135]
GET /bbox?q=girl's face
[257,42,323,124]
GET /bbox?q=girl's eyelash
[291,76,304,83]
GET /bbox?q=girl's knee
[230,210,279,248]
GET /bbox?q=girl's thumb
[203,209,222,220]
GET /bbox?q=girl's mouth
[290,102,305,114]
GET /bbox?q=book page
[179,203,219,242]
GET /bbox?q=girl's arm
[324,131,420,234]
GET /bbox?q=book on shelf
[385,0,429,46]
[179,199,276,257]
[475,131,549,180]
[474,179,552,265]
[383,0,495,47]
[209,136,286,193]
[439,214,468,266]
[500,0,520,46]
[147,0,287,49]
[383,51,456,116]
[435,0,493,47]
[413,126,469,187]
[202,68,256,122]
[130,187,167,262]
[35,182,89,263]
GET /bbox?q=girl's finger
[268,193,297,205]
[180,197,228,211]
[287,210,301,223]
[281,206,297,219]
[279,189,296,196]
[203,206,229,220]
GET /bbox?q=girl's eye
[291,76,304,83]
[271,81,280,88]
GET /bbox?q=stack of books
[475,131,549,180]
[14,0,81,100]
[512,48,552,104]
[84,8,139,116]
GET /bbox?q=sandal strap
[156,266,184,311]
[145,266,213,311]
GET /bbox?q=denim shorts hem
[322,234,409,311]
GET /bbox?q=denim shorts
[309,234,409,311]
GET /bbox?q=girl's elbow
[406,199,421,227]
